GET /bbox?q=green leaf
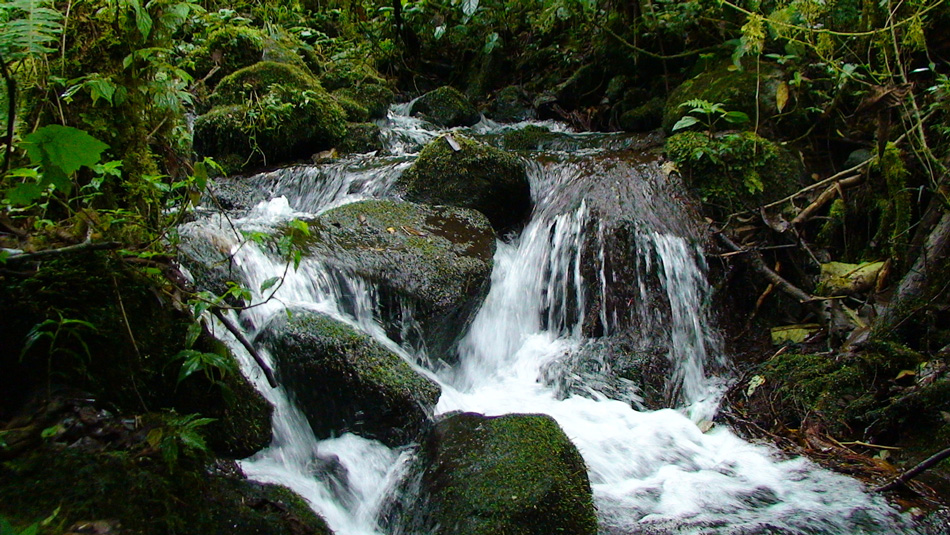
[22,125,109,194]
[86,77,117,106]
[723,110,750,124]
[5,183,45,205]
[671,116,700,131]
[260,277,280,293]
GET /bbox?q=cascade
[181,110,919,534]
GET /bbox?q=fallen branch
[789,174,864,226]
[5,240,122,262]
[875,445,950,492]
[211,307,278,389]
[716,231,829,321]
[761,159,874,211]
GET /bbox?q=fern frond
[0,0,64,61]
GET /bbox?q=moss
[288,200,495,360]
[618,97,664,132]
[662,61,784,133]
[332,93,370,122]
[400,412,597,535]
[339,122,382,154]
[0,447,331,535]
[665,130,802,213]
[501,125,554,151]
[486,86,535,123]
[191,26,266,88]
[398,135,530,233]
[211,61,322,107]
[410,86,481,127]
[334,84,395,119]
[877,142,912,261]
[320,59,388,91]
[259,309,441,446]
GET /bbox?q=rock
[662,61,785,133]
[0,251,271,459]
[397,134,530,234]
[332,93,370,122]
[258,309,441,446]
[339,122,382,154]
[296,199,495,360]
[410,86,480,127]
[500,124,556,151]
[389,412,597,535]
[320,59,389,91]
[190,26,265,89]
[664,130,803,213]
[0,447,332,535]
[486,85,536,123]
[618,96,664,132]
[193,62,346,171]
[334,84,395,119]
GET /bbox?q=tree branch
[875,445,950,492]
[210,307,278,389]
[5,240,122,262]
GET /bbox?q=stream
[183,109,918,534]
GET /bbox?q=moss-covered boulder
[618,96,664,132]
[258,309,440,447]
[339,122,383,154]
[665,130,803,213]
[410,86,481,127]
[296,200,495,360]
[333,93,370,122]
[0,251,272,458]
[487,86,536,123]
[334,84,395,119]
[0,445,331,535]
[191,26,265,88]
[391,412,597,535]
[500,125,557,151]
[320,59,389,91]
[398,135,530,233]
[662,61,784,133]
[193,62,346,171]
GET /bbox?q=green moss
[406,412,597,535]
[333,93,370,122]
[501,125,554,151]
[193,26,266,88]
[211,61,321,107]
[877,142,912,261]
[398,135,530,232]
[260,309,441,446]
[339,122,382,154]
[0,447,330,535]
[320,59,388,91]
[665,130,802,213]
[334,84,395,119]
[487,85,535,123]
[410,86,481,127]
[618,97,664,132]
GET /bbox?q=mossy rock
[0,447,331,535]
[0,251,271,458]
[486,85,536,123]
[398,135,530,233]
[210,61,321,107]
[332,93,370,122]
[665,130,802,213]
[618,97,664,132]
[410,86,481,127]
[320,59,389,92]
[334,84,395,119]
[190,26,266,89]
[500,125,557,151]
[294,200,495,360]
[339,122,382,154]
[194,73,346,171]
[391,412,597,535]
[662,62,784,133]
[258,309,440,447]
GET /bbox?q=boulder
[618,96,664,132]
[339,122,383,154]
[410,86,480,127]
[258,309,441,446]
[398,135,530,234]
[389,412,597,535]
[334,84,395,119]
[193,62,346,171]
[486,85,536,123]
[296,199,495,360]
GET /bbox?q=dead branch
[5,240,122,262]
[210,307,278,389]
[790,174,865,226]
[875,445,950,492]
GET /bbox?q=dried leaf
[386,227,396,234]
[401,225,426,236]
[776,81,789,113]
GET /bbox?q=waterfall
[183,110,918,535]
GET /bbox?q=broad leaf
[22,125,109,194]
[260,276,281,293]
[776,81,789,112]
[671,116,700,131]
[723,110,750,124]
[5,183,44,205]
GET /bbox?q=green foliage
[20,312,98,366]
[146,411,216,468]
[10,125,109,200]
[0,0,62,61]
[672,98,750,135]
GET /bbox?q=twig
[790,174,864,226]
[5,240,122,262]
[875,445,950,492]
[210,307,278,389]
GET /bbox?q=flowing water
[183,110,918,534]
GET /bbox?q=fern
[0,0,63,61]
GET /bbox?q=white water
[186,111,917,534]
